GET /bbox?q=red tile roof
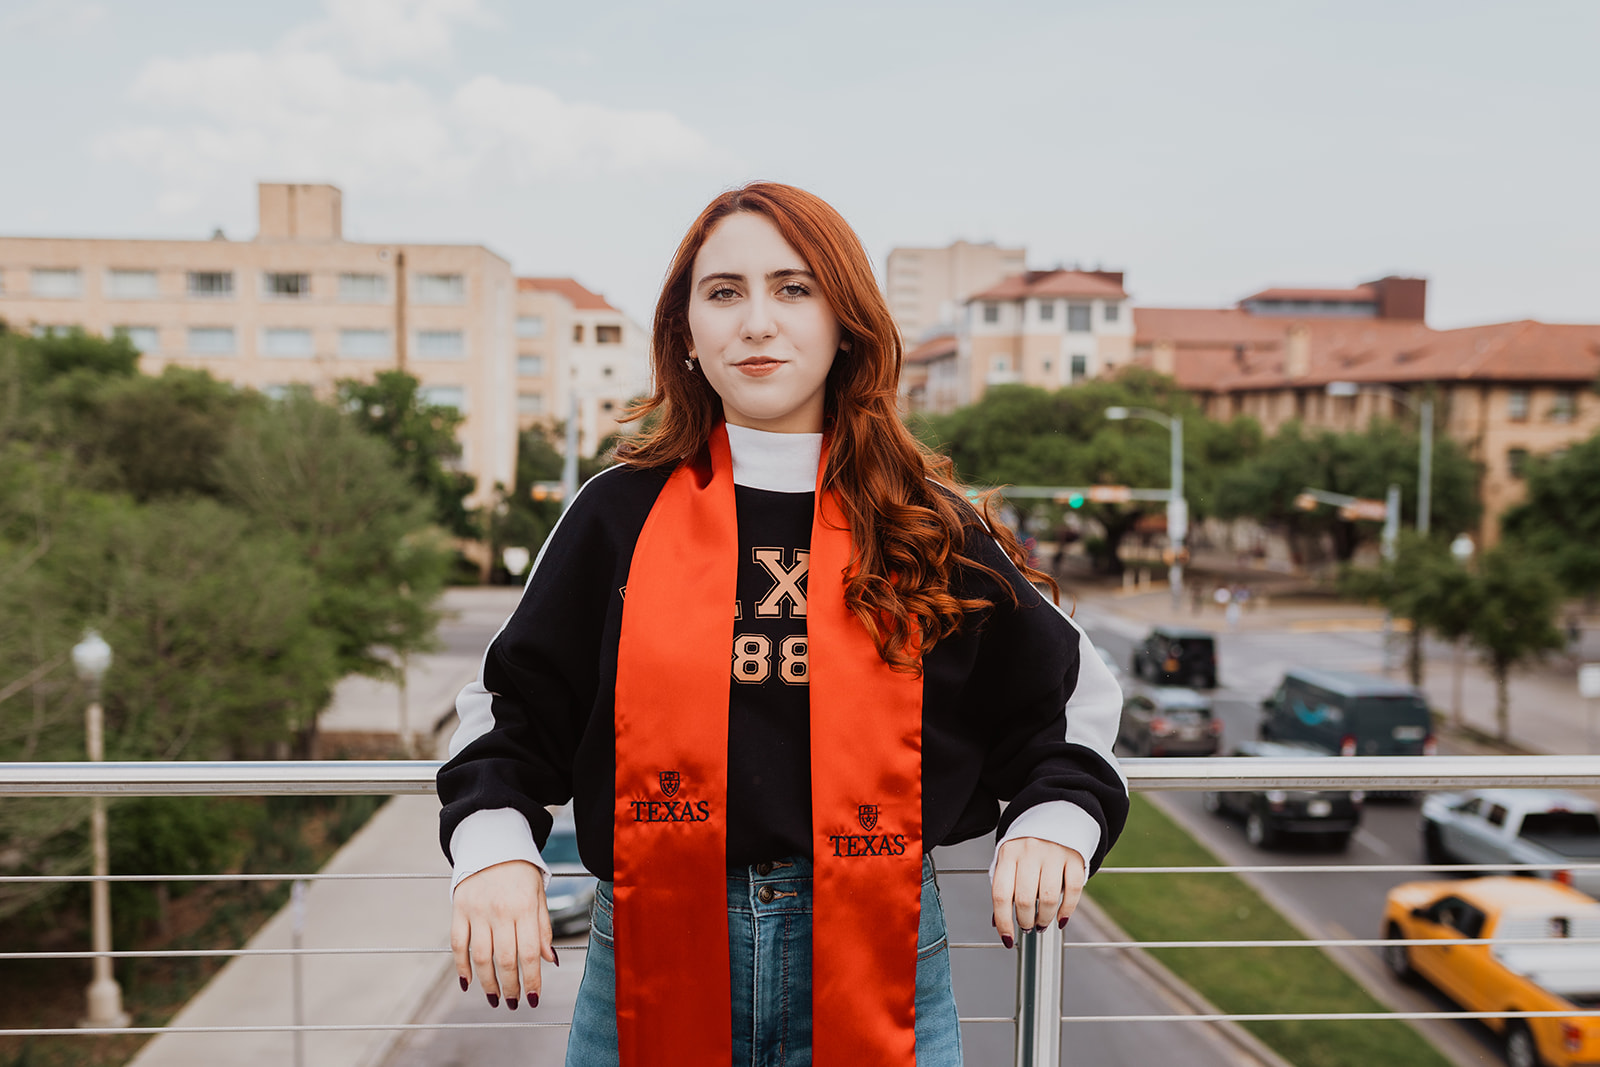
[904,333,958,365]
[969,270,1127,302]
[517,276,618,311]
[1132,308,1600,391]
[1239,286,1378,304]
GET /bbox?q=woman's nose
[740,294,778,343]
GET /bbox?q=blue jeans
[566,855,962,1066]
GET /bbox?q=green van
[1259,667,1436,758]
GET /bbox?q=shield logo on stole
[857,804,880,831]
[658,771,681,798]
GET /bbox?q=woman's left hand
[991,837,1086,946]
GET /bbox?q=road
[384,591,1255,1067]
[1079,604,1504,1066]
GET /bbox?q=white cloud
[92,3,727,219]
[288,0,494,68]
[0,1,107,37]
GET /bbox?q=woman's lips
[734,358,782,377]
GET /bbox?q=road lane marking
[1353,829,1395,858]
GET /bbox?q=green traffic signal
[1068,493,1085,509]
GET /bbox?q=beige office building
[885,240,1026,345]
[0,182,530,510]
[513,278,652,456]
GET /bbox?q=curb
[1075,895,1298,1067]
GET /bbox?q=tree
[1216,418,1479,564]
[1500,433,1600,600]
[215,389,452,687]
[1464,546,1565,744]
[338,371,479,538]
[1340,535,1482,686]
[482,425,567,579]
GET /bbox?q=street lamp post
[1106,407,1186,611]
[71,630,129,1029]
[1327,381,1434,535]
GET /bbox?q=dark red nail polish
[459,976,469,992]
[990,915,995,927]
[1001,935,1014,949]
[486,993,499,1008]
[530,992,540,1009]
[507,998,518,1011]
[553,947,561,967]
[1059,917,1069,929]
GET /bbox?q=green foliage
[1500,433,1600,597]
[1467,546,1565,742]
[1092,795,1454,1067]
[338,371,478,538]
[1217,417,1479,562]
[913,371,1263,573]
[482,425,566,576]
[215,389,450,680]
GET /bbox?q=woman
[437,182,1127,1066]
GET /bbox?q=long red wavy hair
[617,181,1056,672]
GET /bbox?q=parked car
[1131,627,1217,688]
[1259,666,1435,764]
[1383,876,1600,1067]
[1422,789,1600,898]
[1201,740,1363,850]
[1118,684,1221,757]
[542,806,598,936]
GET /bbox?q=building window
[113,325,160,353]
[516,315,545,338]
[1507,388,1530,421]
[1071,354,1088,381]
[262,384,294,401]
[419,385,466,411]
[339,328,390,359]
[602,400,615,412]
[187,327,236,355]
[339,273,388,302]
[261,327,314,357]
[30,268,82,298]
[517,356,546,377]
[602,366,614,378]
[187,271,234,298]
[1104,302,1121,323]
[31,324,74,339]
[1038,301,1055,322]
[992,356,1010,373]
[982,303,999,324]
[1067,304,1092,332]
[518,392,545,415]
[263,272,310,299]
[1551,389,1577,423]
[596,324,622,344]
[573,323,585,343]
[415,329,465,359]
[1507,448,1530,479]
[105,269,159,299]
[413,273,465,304]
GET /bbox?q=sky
[2,0,1597,330]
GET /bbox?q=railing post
[1014,924,1063,1067]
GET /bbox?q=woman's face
[687,211,842,435]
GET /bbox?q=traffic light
[1067,492,1085,509]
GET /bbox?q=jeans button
[757,885,776,904]
[755,862,774,876]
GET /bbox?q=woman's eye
[708,286,738,301]
[779,282,810,298]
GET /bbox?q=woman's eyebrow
[695,268,815,288]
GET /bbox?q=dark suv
[1202,740,1364,850]
[1131,626,1217,689]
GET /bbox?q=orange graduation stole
[612,424,925,1065]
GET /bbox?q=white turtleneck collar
[725,422,821,493]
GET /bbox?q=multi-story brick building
[0,182,653,513]
[1131,277,1600,544]
[513,277,650,456]
[885,240,1026,346]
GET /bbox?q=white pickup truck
[1422,789,1600,898]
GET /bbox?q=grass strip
[1087,794,1453,1067]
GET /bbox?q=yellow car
[1383,877,1600,1067]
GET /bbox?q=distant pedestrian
[435,182,1128,1067]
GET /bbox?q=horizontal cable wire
[1059,1010,1600,1023]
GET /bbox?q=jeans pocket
[589,881,615,947]
[916,876,948,961]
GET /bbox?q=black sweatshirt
[437,426,1127,887]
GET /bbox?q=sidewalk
[125,587,521,1067]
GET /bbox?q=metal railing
[3,754,1599,1067]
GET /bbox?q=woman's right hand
[450,859,556,1009]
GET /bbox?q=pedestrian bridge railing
[3,755,1599,1067]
